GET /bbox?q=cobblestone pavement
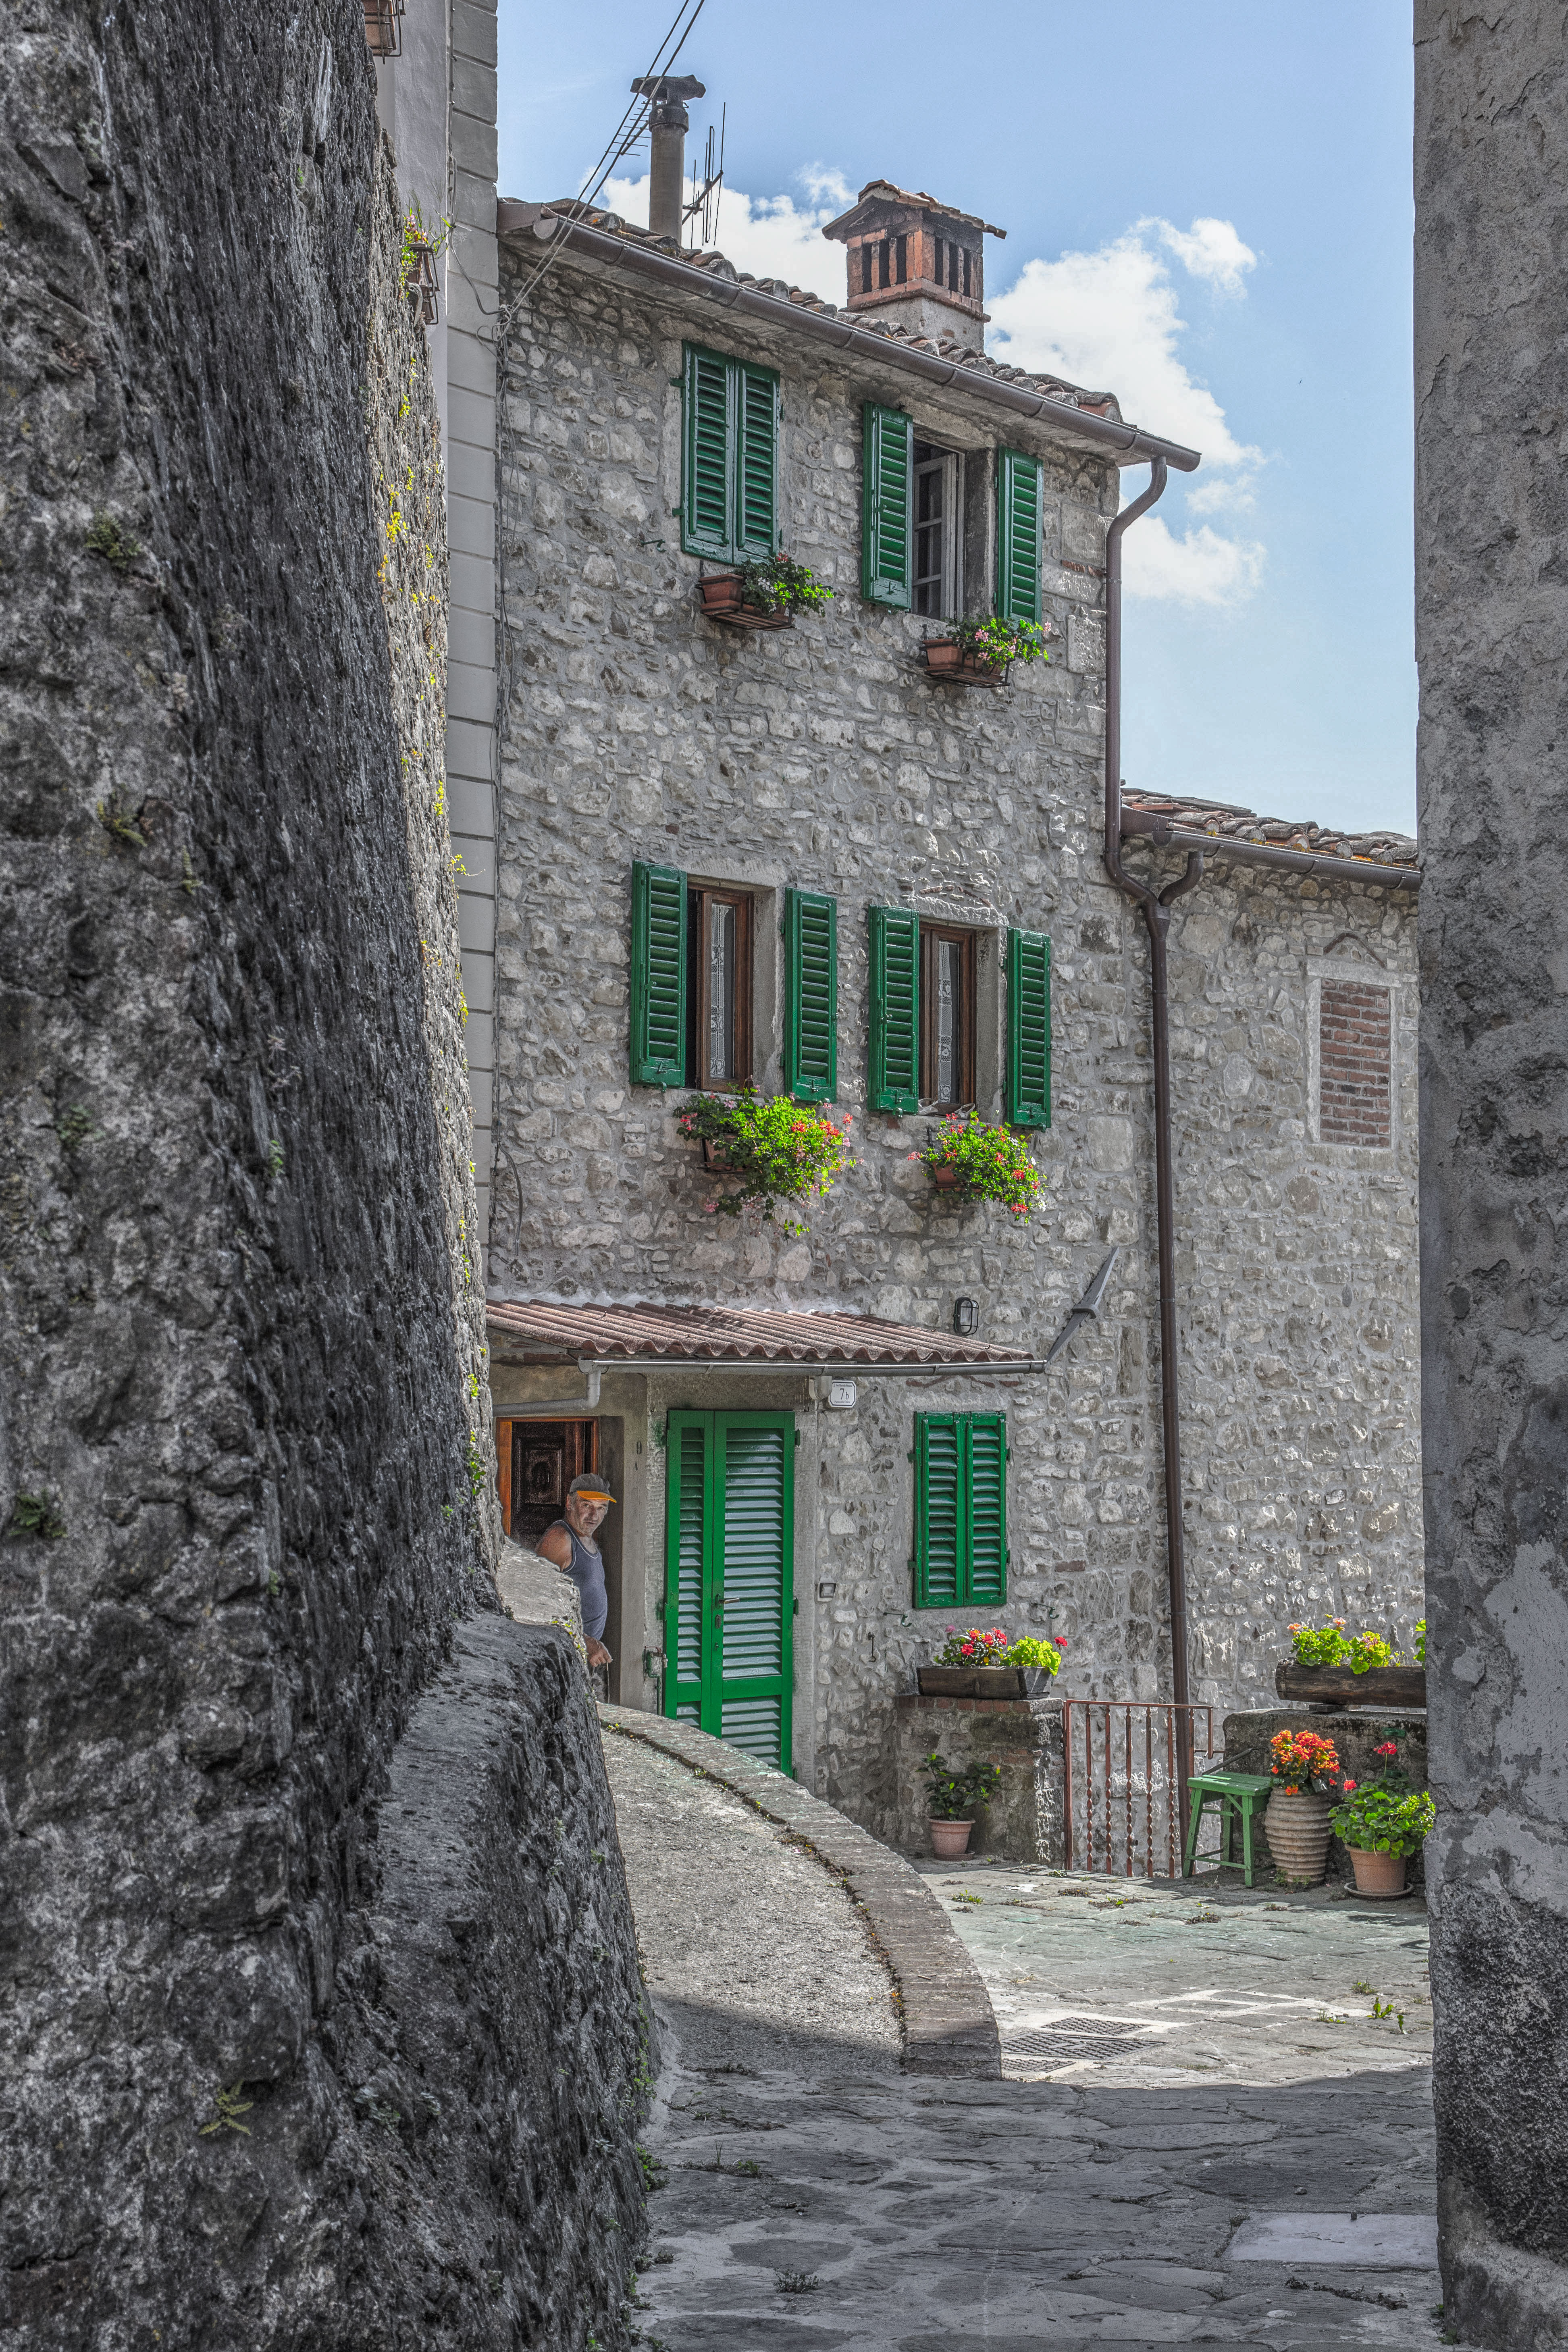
[606,1736,1471,2350]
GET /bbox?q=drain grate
[1002,2017,1156,2063]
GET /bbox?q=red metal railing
[1061,1701,1221,1878]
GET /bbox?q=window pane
[913,452,945,618]
[936,939,959,1104]
[708,899,735,1082]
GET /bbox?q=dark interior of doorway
[495,1415,627,1703]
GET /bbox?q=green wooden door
[664,1411,794,1769]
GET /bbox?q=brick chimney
[821,180,1005,341]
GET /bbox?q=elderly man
[537,1472,615,1672]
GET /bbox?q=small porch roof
[486,1298,1048,1375]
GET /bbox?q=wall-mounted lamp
[953,1296,979,1337]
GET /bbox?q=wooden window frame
[912,441,963,619]
[919,923,977,1110]
[688,886,754,1091]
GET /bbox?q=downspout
[1102,457,1206,1753]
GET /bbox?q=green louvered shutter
[868,905,919,1114]
[996,447,1043,623]
[965,1414,1009,1605]
[715,1414,793,1769]
[1006,928,1052,1128]
[784,888,838,1103]
[861,403,913,606]
[629,861,687,1087]
[682,345,732,558]
[913,1415,962,1608]
[665,1412,709,1724]
[737,364,779,557]
[913,1413,1009,1608]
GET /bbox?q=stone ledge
[597,1704,1001,2079]
[894,1693,1063,1714]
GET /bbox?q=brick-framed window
[1310,961,1393,1148]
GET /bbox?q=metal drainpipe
[1102,456,1206,1768]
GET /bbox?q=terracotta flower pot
[922,639,1003,683]
[696,572,791,630]
[930,1818,974,1859]
[1347,1846,1409,1899]
[1263,1787,1332,1885]
[930,1163,964,1191]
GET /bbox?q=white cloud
[1124,517,1265,607]
[988,214,1264,607]
[987,222,1260,468]
[601,170,846,298]
[1148,215,1257,297]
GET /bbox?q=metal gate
[1062,1701,1221,1878]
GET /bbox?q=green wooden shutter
[715,1415,793,1769]
[868,905,919,1114]
[965,1413,1009,1605]
[682,344,732,557]
[737,364,779,557]
[996,447,1043,623]
[665,1412,709,1723]
[861,403,913,606]
[784,888,838,1103]
[913,1412,1009,1608]
[913,1415,962,1609]
[1006,928,1052,1128]
[630,861,688,1087]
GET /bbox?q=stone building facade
[481,181,1424,1829]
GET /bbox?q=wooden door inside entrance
[663,1410,794,1771]
[495,1416,599,1550]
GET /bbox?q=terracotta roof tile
[1122,788,1418,872]
[487,1298,1038,1369]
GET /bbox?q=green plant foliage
[944,613,1054,669]
[1330,1784,1435,1856]
[678,1084,854,1235]
[934,1626,1009,1666]
[919,1749,1002,1820]
[84,510,141,572]
[1347,1627,1395,1674]
[1005,1635,1067,1675]
[910,1111,1043,1219]
[1413,1618,1427,1667]
[56,1104,98,1153]
[735,548,834,615]
[1286,1617,1350,1666]
[198,2082,253,2137]
[9,1491,67,1541]
[96,791,148,848]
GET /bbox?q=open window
[919,924,976,1110]
[688,885,754,1090]
[912,440,963,618]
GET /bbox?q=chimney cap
[821,179,1006,244]
[631,73,705,100]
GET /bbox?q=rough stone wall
[0,5,642,2343]
[491,241,1423,1824]
[1415,7,1568,2345]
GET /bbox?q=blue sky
[498,3,1416,838]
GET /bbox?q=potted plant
[1329,1730,1435,1898]
[1262,1727,1343,1886]
[909,1113,1043,1221]
[921,613,1055,684]
[697,551,835,631]
[677,1086,854,1236]
[399,202,447,326]
[1006,1634,1069,1697]
[919,1750,1002,1859]
[1275,1616,1426,1709]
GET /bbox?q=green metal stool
[1183,1770,1274,1888]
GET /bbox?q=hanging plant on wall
[678,1084,854,1235]
[923,613,1056,684]
[697,551,835,631]
[910,1112,1043,1219]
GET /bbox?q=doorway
[496,1416,599,1550]
[663,1409,794,1771]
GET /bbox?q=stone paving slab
[599,1705,1000,2076]
[603,1734,1480,2351]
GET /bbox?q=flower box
[697,572,793,631]
[1275,1662,1427,1710]
[930,1162,965,1191]
[917,1665,1026,1699]
[922,638,1004,686]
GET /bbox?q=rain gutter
[1119,807,1421,892]
[497,203,1203,473]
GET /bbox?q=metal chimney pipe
[631,74,705,241]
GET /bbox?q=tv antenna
[684,105,725,248]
